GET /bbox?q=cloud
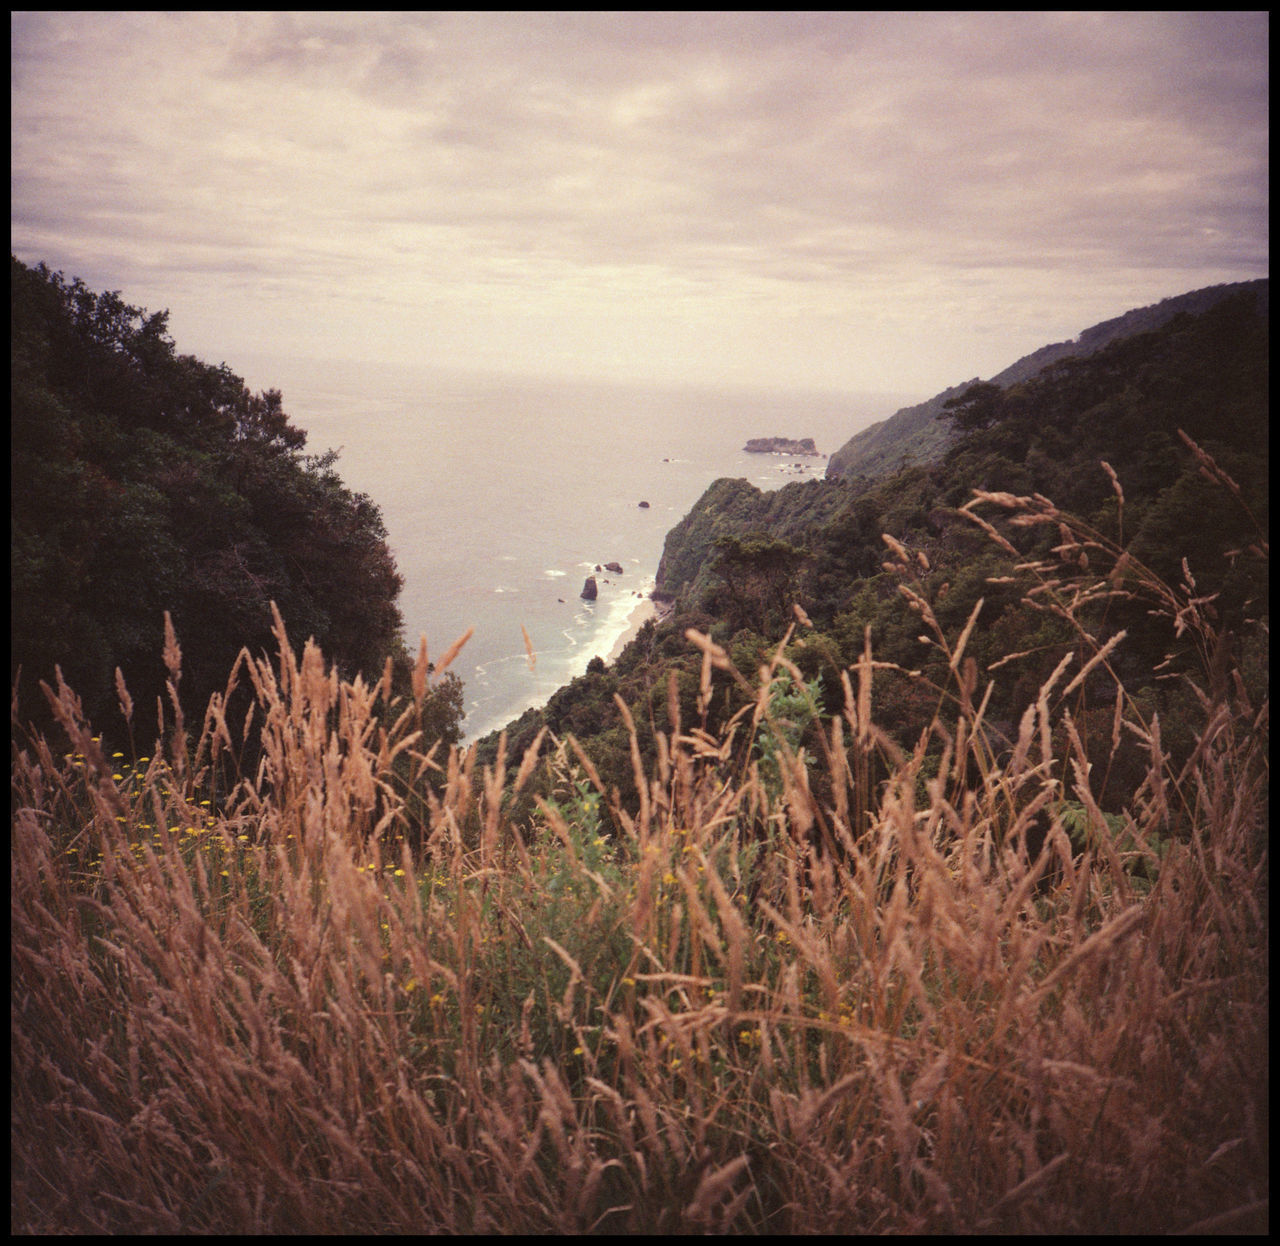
[10,11,1268,392]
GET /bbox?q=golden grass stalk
[12,483,1268,1233]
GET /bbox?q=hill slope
[824,279,1269,483]
[482,283,1268,815]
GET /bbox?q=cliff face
[654,477,766,599]
[825,279,1269,483]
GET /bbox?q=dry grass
[11,490,1268,1234]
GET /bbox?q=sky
[11,10,1269,397]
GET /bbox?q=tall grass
[12,484,1268,1233]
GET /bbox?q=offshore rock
[580,576,598,601]
[743,436,819,455]
[604,561,624,574]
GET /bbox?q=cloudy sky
[11,11,1269,396]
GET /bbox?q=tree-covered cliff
[481,285,1268,813]
[824,279,1268,483]
[10,256,463,749]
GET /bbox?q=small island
[743,436,820,456]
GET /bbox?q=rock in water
[580,576,598,601]
[604,561,624,573]
[743,436,819,455]
[638,500,650,508]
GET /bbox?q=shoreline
[605,595,674,663]
[461,594,674,745]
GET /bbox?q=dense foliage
[482,288,1268,816]
[823,278,1268,482]
[12,278,1268,1233]
[12,492,1268,1232]
[10,256,463,751]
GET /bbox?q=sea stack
[580,576,598,601]
[743,436,820,455]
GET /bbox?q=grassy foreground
[12,494,1268,1234]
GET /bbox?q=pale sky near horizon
[11,11,1269,398]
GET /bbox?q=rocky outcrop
[604,561,623,574]
[744,436,819,455]
[638,500,650,508]
[580,576,598,601]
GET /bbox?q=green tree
[10,256,457,749]
[939,380,1004,431]
[708,534,810,634]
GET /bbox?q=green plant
[754,668,823,801]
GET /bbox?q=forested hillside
[10,256,463,749]
[824,278,1268,483]
[482,286,1268,813]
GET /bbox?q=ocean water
[237,356,918,741]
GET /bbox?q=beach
[604,595,669,663]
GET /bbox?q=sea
[235,355,919,742]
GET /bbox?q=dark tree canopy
[11,256,462,752]
[708,533,810,634]
[939,380,1005,431]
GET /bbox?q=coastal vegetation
[10,256,464,754]
[822,277,1268,482]
[12,271,1268,1231]
[484,285,1267,817]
